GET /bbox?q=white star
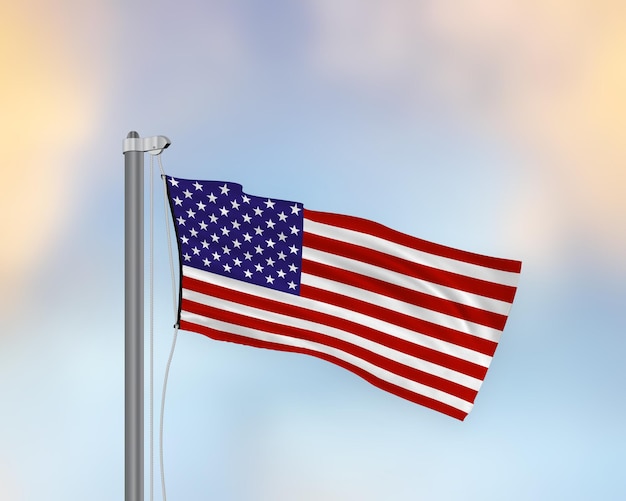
[265,238,276,248]
[222,245,231,255]
[264,199,275,209]
[289,225,300,235]
[183,189,193,199]
[290,204,301,215]
[255,263,264,273]
[219,206,229,217]
[212,252,221,261]
[220,226,230,236]
[277,232,287,242]
[277,251,287,260]
[183,253,191,262]
[277,269,286,279]
[209,214,218,224]
[207,192,217,203]
[210,233,220,242]
[265,275,275,284]
[231,199,240,210]
[253,206,263,216]
[199,221,208,230]
[277,211,288,222]
[219,184,230,195]
[231,220,241,230]
[196,201,206,211]
[242,213,252,223]
[266,257,275,267]
[254,245,264,254]
[181,236,189,245]
[192,247,200,255]
[243,233,253,243]
[201,240,210,249]
[168,178,179,187]
[173,196,183,206]
[193,181,203,191]
[177,216,186,226]
[186,209,196,218]
[232,239,241,249]
[288,263,298,272]
[203,258,211,267]
[288,281,297,290]
[243,251,253,261]
[233,257,242,267]
[244,269,253,278]
[289,245,299,254]
[223,263,232,273]
[190,228,198,237]
[242,194,251,204]
[266,219,276,229]
[254,226,264,235]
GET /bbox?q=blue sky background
[1,1,625,500]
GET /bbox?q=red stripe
[304,232,518,303]
[183,275,489,378]
[180,319,469,421]
[182,298,479,403]
[304,209,522,274]
[299,282,497,359]
[303,259,508,330]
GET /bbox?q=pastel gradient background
[1,1,624,499]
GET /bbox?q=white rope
[160,325,178,501]
[158,155,179,318]
[158,155,180,501]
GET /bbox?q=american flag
[166,176,521,420]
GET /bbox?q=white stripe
[302,272,503,342]
[181,311,475,414]
[183,287,484,390]
[304,218,520,287]
[182,266,493,367]
[303,247,512,316]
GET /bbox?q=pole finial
[123,133,171,155]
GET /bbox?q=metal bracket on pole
[124,131,170,501]
[123,135,171,155]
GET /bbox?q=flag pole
[124,131,170,501]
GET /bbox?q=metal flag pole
[124,131,170,501]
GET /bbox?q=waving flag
[165,176,521,420]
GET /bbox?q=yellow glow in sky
[0,6,103,312]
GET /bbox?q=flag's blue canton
[167,177,304,295]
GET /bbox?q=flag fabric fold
[165,176,521,420]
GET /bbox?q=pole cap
[123,132,171,155]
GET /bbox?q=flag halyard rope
[157,154,180,501]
